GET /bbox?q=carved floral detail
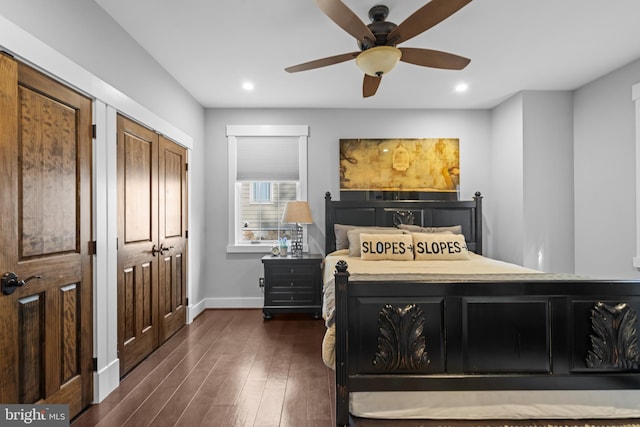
[373,304,430,370]
[393,210,415,226]
[586,302,640,369]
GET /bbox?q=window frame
[226,125,309,253]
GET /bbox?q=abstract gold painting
[339,138,459,192]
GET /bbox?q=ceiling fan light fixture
[356,46,402,77]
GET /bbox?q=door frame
[0,17,194,404]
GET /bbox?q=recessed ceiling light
[242,81,254,91]
[454,82,469,93]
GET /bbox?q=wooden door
[117,116,187,376]
[158,136,187,342]
[117,115,159,376]
[0,55,93,418]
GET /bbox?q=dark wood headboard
[324,191,483,255]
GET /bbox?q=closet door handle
[151,245,162,256]
[159,244,174,254]
[2,272,42,295]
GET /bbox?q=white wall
[522,91,574,273]
[490,94,525,264]
[574,58,640,279]
[204,108,491,306]
[489,91,575,273]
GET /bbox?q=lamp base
[290,224,303,257]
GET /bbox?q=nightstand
[261,253,323,320]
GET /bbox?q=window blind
[236,136,299,181]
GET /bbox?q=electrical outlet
[259,277,265,287]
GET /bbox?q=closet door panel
[158,135,187,343]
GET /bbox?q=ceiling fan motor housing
[359,5,398,50]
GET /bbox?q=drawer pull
[290,268,295,274]
[290,296,294,300]
[290,282,294,286]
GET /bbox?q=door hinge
[185,230,188,239]
[93,357,98,372]
[88,240,97,255]
[186,298,189,306]
[185,163,188,172]
[92,124,97,138]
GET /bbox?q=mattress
[320,250,640,420]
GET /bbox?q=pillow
[359,233,414,261]
[347,228,407,257]
[398,223,463,235]
[412,232,470,260]
[334,224,399,250]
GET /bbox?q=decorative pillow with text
[347,228,407,257]
[412,232,470,260]
[359,233,414,261]
[335,224,401,251]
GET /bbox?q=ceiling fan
[285,0,473,98]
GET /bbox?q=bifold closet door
[0,54,94,417]
[117,115,187,377]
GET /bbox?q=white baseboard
[93,357,120,403]
[187,299,207,323]
[188,297,263,322]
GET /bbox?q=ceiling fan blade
[388,0,472,45]
[285,51,359,73]
[399,47,470,70]
[363,74,381,98]
[314,0,375,44]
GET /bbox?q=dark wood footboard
[323,191,640,426]
[333,262,640,426]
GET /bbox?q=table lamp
[281,201,313,257]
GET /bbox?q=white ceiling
[94,0,640,109]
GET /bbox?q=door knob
[151,244,175,256]
[2,272,42,295]
[159,244,174,254]
[151,245,162,256]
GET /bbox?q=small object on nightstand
[261,253,323,320]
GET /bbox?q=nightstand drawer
[266,290,315,305]
[270,263,316,278]
[270,277,315,291]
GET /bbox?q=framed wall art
[339,138,459,199]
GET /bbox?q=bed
[322,191,640,426]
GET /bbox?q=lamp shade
[356,46,402,77]
[282,201,313,224]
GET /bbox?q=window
[250,182,272,204]
[227,125,309,253]
[239,181,297,243]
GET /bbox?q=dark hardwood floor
[71,309,640,427]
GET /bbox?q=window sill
[226,244,273,254]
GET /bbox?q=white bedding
[320,250,640,420]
